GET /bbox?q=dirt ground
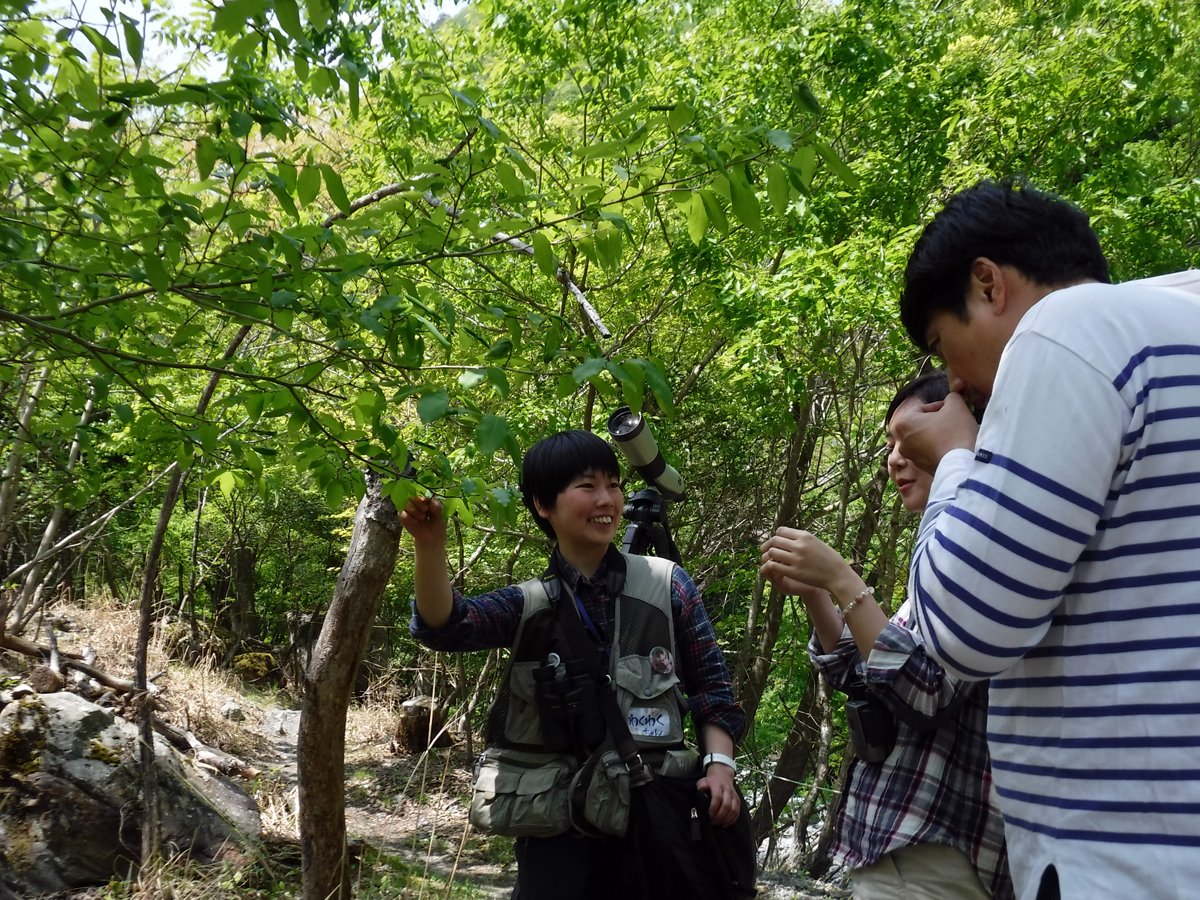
[253,706,851,900]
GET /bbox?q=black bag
[622,770,757,900]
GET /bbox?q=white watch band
[703,752,737,774]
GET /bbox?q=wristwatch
[702,752,737,774]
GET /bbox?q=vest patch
[628,708,671,738]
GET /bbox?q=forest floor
[250,703,851,900]
[16,597,850,899]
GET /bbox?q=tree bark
[10,392,94,632]
[750,667,822,844]
[299,472,402,900]
[786,675,835,866]
[0,365,49,563]
[134,324,252,863]
[230,545,259,647]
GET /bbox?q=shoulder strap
[553,578,652,786]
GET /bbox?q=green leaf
[195,136,217,180]
[496,162,524,198]
[413,314,452,350]
[794,82,822,117]
[121,15,143,65]
[700,190,729,236]
[218,470,237,498]
[417,390,449,424]
[304,0,331,31]
[767,164,790,216]
[143,255,171,291]
[685,192,708,245]
[214,0,271,35]
[475,414,512,455]
[668,103,694,131]
[531,232,557,278]
[484,338,513,360]
[228,110,253,138]
[297,165,321,207]
[114,403,134,424]
[274,0,305,41]
[766,129,794,151]
[542,323,562,362]
[814,142,859,190]
[630,359,674,418]
[573,358,606,384]
[319,164,352,214]
[443,497,475,526]
[794,145,817,188]
[729,173,762,233]
[608,361,646,414]
[557,373,577,398]
[459,368,487,389]
[326,479,345,509]
[80,24,122,57]
[485,366,510,399]
[244,393,267,421]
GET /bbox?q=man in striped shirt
[894,180,1200,900]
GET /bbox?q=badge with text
[628,707,671,738]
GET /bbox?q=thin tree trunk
[135,324,252,863]
[750,666,822,844]
[299,471,402,900]
[0,365,49,563]
[737,388,820,724]
[10,393,94,632]
[182,487,207,654]
[806,747,856,878]
[786,676,835,865]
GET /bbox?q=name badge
[627,708,670,738]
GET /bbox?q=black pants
[511,833,623,900]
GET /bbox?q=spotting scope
[606,406,684,563]
[605,406,686,501]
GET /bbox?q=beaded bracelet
[839,585,875,618]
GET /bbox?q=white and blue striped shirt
[910,279,1200,900]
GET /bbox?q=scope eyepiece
[606,406,686,501]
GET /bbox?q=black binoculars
[533,656,607,752]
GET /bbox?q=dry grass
[44,595,280,759]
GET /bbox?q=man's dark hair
[901,179,1111,351]
[885,372,950,427]
[520,430,621,539]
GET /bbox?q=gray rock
[0,692,261,895]
[221,700,245,721]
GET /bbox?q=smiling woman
[402,428,746,899]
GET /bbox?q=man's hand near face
[891,391,980,475]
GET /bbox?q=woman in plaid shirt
[761,374,1013,900]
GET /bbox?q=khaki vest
[485,552,689,751]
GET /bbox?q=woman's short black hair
[885,372,950,428]
[520,430,621,539]
[901,178,1110,352]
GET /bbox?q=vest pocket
[572,748,632,837]
[504,661,544,745]
[614,654,684,745]
[469,747,576,837]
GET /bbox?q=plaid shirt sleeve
[865,614,979,728]
[808,624,861,690]
[671,566,747,744]
[409,584,525,652]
